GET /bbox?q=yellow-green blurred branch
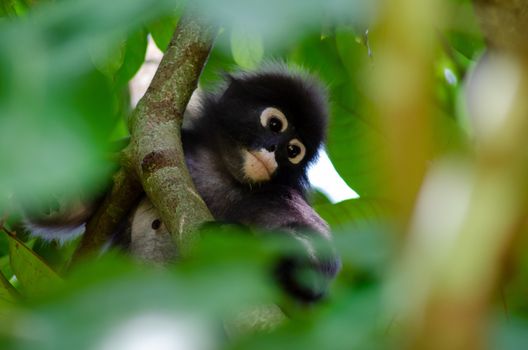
[389,1,528,349]
[408,60,528,350]
[369,0,438,227]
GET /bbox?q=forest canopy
[1,0,528,349]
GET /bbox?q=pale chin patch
[243,148,278,182]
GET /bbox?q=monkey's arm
[221,188,340,302]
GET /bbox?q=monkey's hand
[221,188,340,303]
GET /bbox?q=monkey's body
[27,66,340,302]
[182,130,329,235]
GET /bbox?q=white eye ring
[287,139,306,164]
[259,107,288,133]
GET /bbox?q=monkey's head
[201,67,328,189]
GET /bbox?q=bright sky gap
[308,149,359,203]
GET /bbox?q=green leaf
[0,67,116,208]
[0,253,274,350]
[0,1,15,17]
[32,238,80,274]
[0,270,17,303]
[239,286,386,350]
[315,198,391,230]
[0,254,11,279]
[147,15,179,52]
[199,30,238,87]
[91,38,126,78]
[491,316,528,350]
[335,27,371,78]
[326,102,386,198]
[288,34,348,85]
[6,233,63,298]
[448,31,485,62]
[115,27,148,86]
[445,2,485,61]
[192,0,376,51]
[230,26,264,69]
[0,271,17,325]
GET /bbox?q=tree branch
[127,10,216,258]
[72,166,143,263]
[401,2,528,349]
[73,8,217,262]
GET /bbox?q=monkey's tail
[22,196,96,244]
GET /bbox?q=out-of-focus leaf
[0,223,13,278]
[448,30,485,62]
[332,30,385,197]
[335,225,394,275]
[0,1,15,17]
[0,0,181,207]
[326,103,386,197]
[0,231,7,257]
[315,199,394,275]
[6,233,62,297]
[0,252,279,350]
[445,3,485,61]
[315,198,391,230]
[431,108,468,155]
[0,0,33,17]
[194,0,378,50]
[491,316,528,350]
[430,55,469,153]
[335,27,371,78]
[309,190,332,207]
[289,35,349,86]
[199,30,237,87]
[0,0,180,76]
[115,27,148,86]
[32,238,79,274]
[0,255,10,279]
[0,67,117,208]
[0,271,17,326]
[230,26,264,69]
[236,286,387,350]
[435,55,458,106]
[110,113,130,140]
[91,39,126,78]
[0,270,17,303]
[147,15,180,52]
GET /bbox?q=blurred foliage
[2,0,527,349]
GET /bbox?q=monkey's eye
[260,107,288,133]
[269,117,283,132]
[287,139,306,164]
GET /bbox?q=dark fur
[27,66,340,302]
[182,67,340,301]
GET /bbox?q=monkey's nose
[265,145,277,152]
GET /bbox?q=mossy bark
[73,9,217,262]
[127,12,216,257]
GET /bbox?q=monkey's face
[215,105,306,185]
[240,106,307,183]
[210,72,327,187]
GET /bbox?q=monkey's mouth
[243,148,278,182]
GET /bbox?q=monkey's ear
[221,72,243,87]
[221,71,237,82]
[219,72,244,99]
